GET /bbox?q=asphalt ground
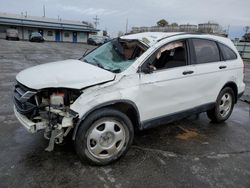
[0,39,250,188]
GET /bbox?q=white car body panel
[16,59,115,90]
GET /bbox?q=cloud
[61,5,118,16]
[0,0,249,37]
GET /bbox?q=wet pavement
[0,39,250,188]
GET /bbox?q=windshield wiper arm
[83,59,90,64]
[92,58,105,69]
[96,62,104,69]
[112,69,121,73]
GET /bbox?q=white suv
[14,32,245,165]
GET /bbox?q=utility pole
[227,25,230,36]
[125,18,128,34]
[43,5,46,17]
[93,15,100,29]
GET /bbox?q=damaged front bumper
[14,105,47,133]
[14,105,78,151]
[13,82,80,151]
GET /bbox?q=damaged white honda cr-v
[14,32,245,165]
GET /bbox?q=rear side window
[218,43,237,60]
[192,39,220,64]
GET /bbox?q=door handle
[182,70,194,75]
[219,65,227,69]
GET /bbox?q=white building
[0,12,98,43]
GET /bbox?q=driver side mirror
[140,64,155,74]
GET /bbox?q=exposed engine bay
[14,82,80,151]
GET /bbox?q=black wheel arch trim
[72,99,141,140]
[237,91,244,99]
[221,81,238,103]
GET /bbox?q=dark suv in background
[29,32,45,42]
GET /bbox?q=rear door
[189,38,227,104]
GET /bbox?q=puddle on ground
[175,126,200,140]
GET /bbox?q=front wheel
[75,108,134,165]
[207,87,235,123]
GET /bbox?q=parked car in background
[14,32,245,165]
[103,36,111,43]
[29,32,44,42]
[6,29,19,40]
[87,36,104,46]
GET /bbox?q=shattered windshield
[81,38,147,73]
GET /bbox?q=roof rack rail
[157,32,206,42]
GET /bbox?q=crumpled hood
[16,59,115,90]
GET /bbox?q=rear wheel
[75,108,134,165]
[207,87,235,123]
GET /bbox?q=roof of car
[120,32,229,47]
[120,32,183,46]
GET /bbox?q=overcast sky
[0,0,249,38]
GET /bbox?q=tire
[207,87,235,123]
[74,108,134,165]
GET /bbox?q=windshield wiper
[83,58,91,64]
[92,58,104,69]
[96,62,104,69]
[112,69,121,73]
[92,58,101,65]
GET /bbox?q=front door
[55,30,60,42]
[73,32,77,43]
[137,39,199,122]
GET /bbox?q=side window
[149,40,187,70]
[193,39,220,64]
[218,43,237,60]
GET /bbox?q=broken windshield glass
[80,39,147,73]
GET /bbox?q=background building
[198,22,222,34]
[179,24,197,32]
[130,22,226,36]
[0,12,98,43]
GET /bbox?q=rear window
[193,39,220,64]
[218,43,237,60]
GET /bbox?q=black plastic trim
[141,103,215,130]
[238,92,244,99]
[72,99,141,140]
